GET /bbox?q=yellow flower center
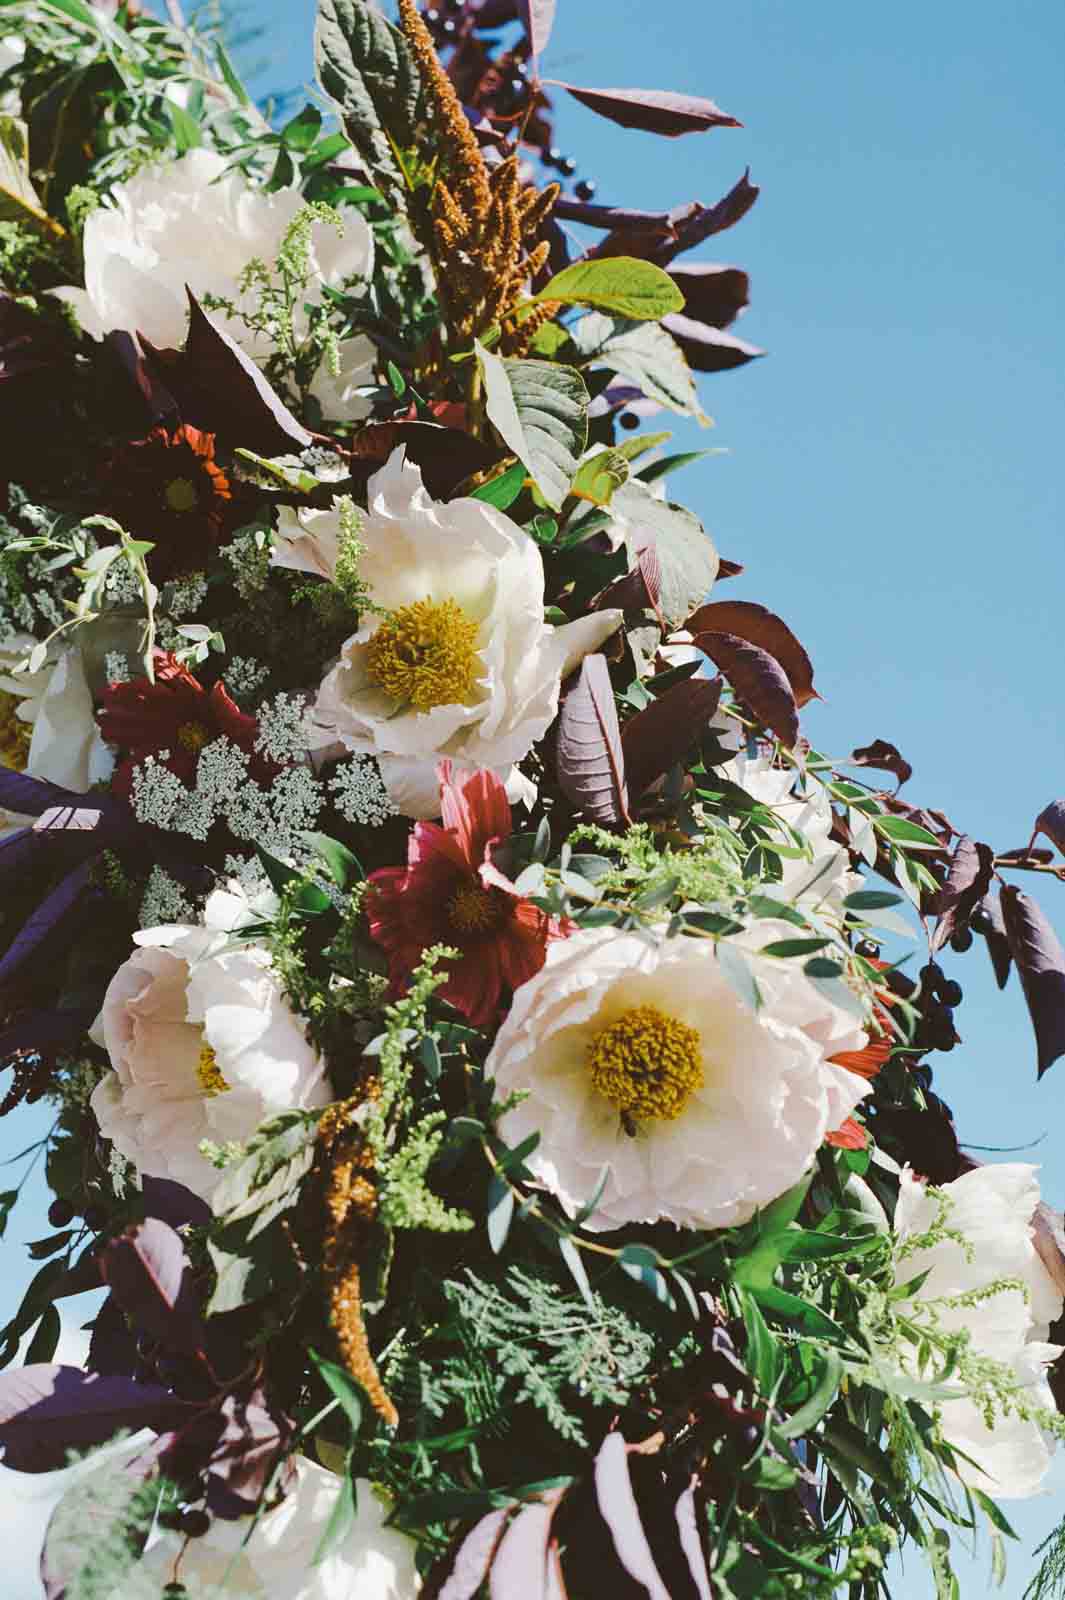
[164,476,198,513]
[364,597,479,713]
[177,720,210,752]
[0,690,31,772]
[587,1004,703,1125]
[196,1043,230,1098]
[448,880,504,933]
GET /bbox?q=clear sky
[1,2,1063,1596]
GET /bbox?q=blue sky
[2,2,1063,1595]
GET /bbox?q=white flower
[0,33,24,114]
[486,925,871,1233]
[305,449,622,818]
[892,1164,1064,1499]
[90,884,330,1205]
[308,332,377,423]
[57,148,374,352]
[0,636,113,833]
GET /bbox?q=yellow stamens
[0,691,32,772]
[448,880,504,933]
[197,1044,230,1098]
[177,720,210,752]
[364,597,479,712]
[587,1004,703,1126]
[164,476,198,513]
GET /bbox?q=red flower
[367,763,567,1027]
[103,423,236,580]
[99,651,263,799]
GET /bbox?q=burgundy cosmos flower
[367,764,568,1027]
[103,423,234,580]
[99,652,263,799]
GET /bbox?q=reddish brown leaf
[693,631,799,747]
[518,0,556,61]
[203,1389,293,1517]
[716,557,745,580]
[686,601,817,706]
[930,836,994,952]
[622,677,723,801]
[975,891,1013,989]
[0,1365,188,1471]
[851,739,913,788]
[100,1218,206,1359]
[999,846,1055,865]
[594,545,662,617]
[1000,885,1065,1079]
[553,82,741,137]
[349,420,497,500]
[557,655,630,826]
[666,264,749,329]
[661,315,765,373]
[1034,801,1065,859]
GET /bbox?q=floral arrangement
[2,3,1065,1597]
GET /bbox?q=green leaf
[570,448,630,507]
[165,98,201,153]
[716,942,762,1012]
[557,1234,594,1310]
[571,311,706,420]
[301,831,365,889]
[471,460,527,510]
[475,343,589,512]
[310,1349,365,1434]
[740,1288,780,1397]
[618,1246,675,1308]
[778,1348,842,1439]
[0,1190,17,1240]
[750,1285,849,1346]
[25,1303,61,1364]
[0,116,63,237]
[215,40,251,106]
[315,0,426,207]
[874,815,943,849]
[803,956,844,978]
[487,1174,515,1255]
[969,1487,1019,1541]
[843,889,905,911]
[608,477,718,628]
[534,257,684,320]
[281,104,324,152]
[761,938,832,958]
[637,450,714,485]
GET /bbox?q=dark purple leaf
[140,293,313,455]
[100,1219,206,1359]
[87,1293,139,1379]
[553,81,741,138]
[0,861,96,992]
[105,329,178,425]
[349,420,497,500]
[141,1176,211,1229]
[595,545,662,617]
[202,1390,293,1518]
[1000,886,1065,1079]
[0,769,82,818]
[0,295,67,381]
[1033,801,1065,859]
[0,1007,96,1063]
[433,1509,513,1600]
[661,314,764,373]
[666,264,749,329]
[975,891,1012,989]
[0,1365,189,1471]
[593,1433,670,1598]
[649,172,760,266]
[518,0,555,61]
[930,836,994,952]
[851,739,913,788]
[622,677,723,801]
[998,846,1055,865]
[489,1495,565,1600]
[692,631,799,748]
[556,654,630,826]
[685,600,818,707]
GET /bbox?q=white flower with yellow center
[90,883,330,1206]
[55,148,374,386]
[305,449,623,818]
[891,1164,1063,1500]
[0,635,113,832]
[486,925,871,1233]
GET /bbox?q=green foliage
[476,343,590,512]
[315,0,427,210]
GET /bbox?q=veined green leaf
[476,342,588,511]
[534,256,684,320]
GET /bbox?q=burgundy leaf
[594,545,662,617]
[433,1508,513,1600]
[666,264,749,329]
[717,557,744,580]
[0,769,83,818]
[974,891,1012,990]
[1033,802,1065,858]
[0,1007,96,1064]
[140,293,313,455]
[553,82,741,138]
[202,1390,293,1518]
[105,329,178,425]
[0,1366,188,1471]
[518,0,556,61]
[593,1433,671,1600]
[556,654,630,826]
[930,837,994,951]
[851,739,913,787]
[100,1219,206,1359]
[661,314,765,373]
[141,1176,211,1229]
[998,846,1055,864]
[691,631,799,748]
[349,420,497,500]
[0,861,96,992]
[489,1495,565,1600]
[1000,887,1065,1077]
[87,1293,139,1379]
[686,600,817,707]
[622,677,723,801]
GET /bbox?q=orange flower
[825,961,896,1148]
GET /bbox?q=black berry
[444,0,465,10]
[949,926,973,952]
[884,969,916,1000]
[181,1508,211,1539]
[47,1198,75,1228]
[619,411,640,430]
[439,17,458,37]
[158,1507,185,1532]
[559,155,577,176]
[82,1203,108,1232]
[545,146,563,168]
[970,904,993,932]
[575,178,597,201]
[424,6,442,26]
[940,979,963,1007]
[855,938,880,960]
